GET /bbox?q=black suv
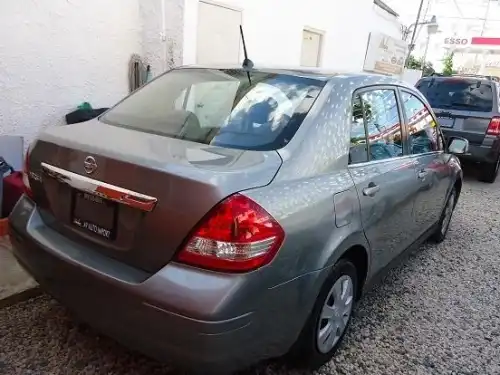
[416,74,500,182]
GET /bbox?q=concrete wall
[0,0,184,148]
[140,0,184,75]
[183,0,402,71]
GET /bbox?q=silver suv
[416,74,500,182]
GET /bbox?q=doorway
[300,28,323,67]
[196,1,242,64]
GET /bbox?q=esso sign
[444,37,469,45]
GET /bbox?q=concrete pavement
[0,237,38,305]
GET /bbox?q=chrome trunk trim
[41,163,158,212]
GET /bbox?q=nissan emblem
[83,156,98,174]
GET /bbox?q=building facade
[183,0,403,70]
[401,0,500,73]
[0,0,402,147]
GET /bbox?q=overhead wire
[452,0,464,17]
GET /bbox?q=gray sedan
[9,66,468,374]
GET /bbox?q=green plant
[406,55,422,70]
[353,100,372,122]
[442,52,454,76]
[405,55,435,76]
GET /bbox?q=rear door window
[350,88,404,162]
[100,68,325,151]
[416,78,493,112]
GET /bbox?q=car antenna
[240,25,253,85]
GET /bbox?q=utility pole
[405,0,425,66]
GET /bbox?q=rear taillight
[176,194,285,272]
[22,147,33,198]
[487,117,500,136]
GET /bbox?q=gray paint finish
[9,67,463,374]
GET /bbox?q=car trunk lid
[27,120,282,273]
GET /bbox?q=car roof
[177,64,409,86]
[418,75,495,84]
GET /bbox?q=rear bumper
[442,132,500,164]
[9,196,319,373]
[459,143,499,164]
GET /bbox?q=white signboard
[363,32,408,76]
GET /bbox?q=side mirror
[448,137,469,155]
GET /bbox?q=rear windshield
[100,68,325,151]
[416,78,494,112]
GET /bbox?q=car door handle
[362,183,380,197]
[417,170,428,179]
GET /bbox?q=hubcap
[316,275,354,354]
[441,192,455,236]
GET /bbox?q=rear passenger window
[359,89,404,161]
[400,91,442,154]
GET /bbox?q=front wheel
[289,259,357,370]
[430,187,456,243]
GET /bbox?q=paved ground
[0,237,37,300]
[1,166,499,375]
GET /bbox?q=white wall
[0,0,141,146]
[401,68,423,85]
[183,0,402,71]
[0,0,185,148]
[140,0,185,75]
[371,3,403,41]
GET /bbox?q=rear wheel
[289,259,357,370]
[478,157,500,183]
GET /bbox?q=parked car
[416,74,500,182]
[10,66,468,374]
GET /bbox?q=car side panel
[411,152,452,234]
[242,175,369,353]
[442,154,463,199]
[398,88,453,234]
[348,157,420,274]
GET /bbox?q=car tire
[478,158,500,183]
[288,259,357,371]
[429,187,456,243]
